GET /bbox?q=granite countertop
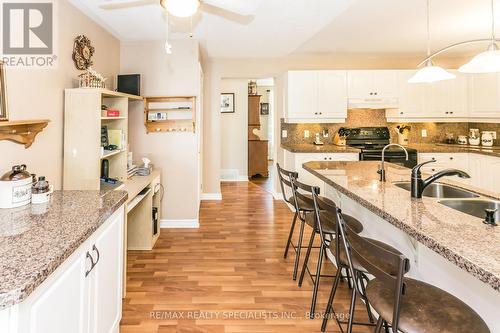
[407,143,500,158]
[0,190,128,309]
[281,143,360,153]
[303,161,500,291]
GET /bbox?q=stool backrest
[290,176,319,213]
[311,190,339,250]
[335,208,410,332]
[276,163,298,205]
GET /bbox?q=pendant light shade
[459,43,500,73]
[408,60,456,83]
[162,0,200,18]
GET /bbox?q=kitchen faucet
[377,143,409,182]
[410,160,471,198]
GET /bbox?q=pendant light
[409,0,456,83]
[459,0,500,73]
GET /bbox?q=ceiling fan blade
[200,2,254,25]
[99,0,157,10]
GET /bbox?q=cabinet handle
[450,111,454,114]
[400,111,404,115]
[92,245,100,266]
[85,251,95,277]
[369,92,373,95]
[450,157,454,160]
[329,157,332,160]
[374,92,378,95]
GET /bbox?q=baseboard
[160,219,199,228]
[220,176,249,182]
[220,169,248,182]
[201,193,222,200]
[272,191,284,200]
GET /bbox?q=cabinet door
[372,70,398,98]
[27,250,89,333]
[478,155,500,193]
[449,72,468,117]
[347,71,373,99]
[89,210,124,333]
[317,71,347,119]
[394,70,426,117]
[468,73,500,117]
[287,71,318,119]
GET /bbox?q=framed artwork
[260,103,269,115]
[0,61,8,121]
[221,93,235,113]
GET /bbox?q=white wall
[120,39,201,223]
[0,1,120,189]
[220,79,248,181]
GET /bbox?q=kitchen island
[0,190,127,332]
[303,161,499,332]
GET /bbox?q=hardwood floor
[121,182,372,333]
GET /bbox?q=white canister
[481,131,494,147]
[0,165,33,209]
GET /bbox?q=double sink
[394,182,500,222]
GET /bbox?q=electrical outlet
[304,130,310,138]
[421,129,427,138]
[282,130,287,138]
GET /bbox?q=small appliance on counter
[31,176,54,205]
[0,165,33,209]
[469,128,480,146]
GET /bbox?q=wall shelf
[144,96,196,133]
[0,119,49,148]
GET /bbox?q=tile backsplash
[281,109,498,145]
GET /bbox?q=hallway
[121,182,371,333]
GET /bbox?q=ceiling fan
[99,0,255,25]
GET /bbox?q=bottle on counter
[31,176,54,205]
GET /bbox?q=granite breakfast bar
[303,161,500,332]
[0,190,127,332]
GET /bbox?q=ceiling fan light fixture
[161,0,200,18]
[408,60,456,83]
[458,42,500,73]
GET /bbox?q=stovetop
[340,126,417,153]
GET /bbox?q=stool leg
[298,229,316,287]
[321,269,341,332]
[309,243,324,318]
[346,280,357,333]
[284,211,298,259]
[292,218,306,280]
[375,317,383,333]
[359,278,375,323]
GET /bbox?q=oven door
[360,152,417,168]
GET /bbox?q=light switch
[304,130,310,138]
[421,129,427,138]
[282,130,287,138]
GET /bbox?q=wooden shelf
[101,149,126,159]
[101,89,143,101]
[0,119,49,148]
[144,96,196,133]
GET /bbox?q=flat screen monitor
[117,74,140,96]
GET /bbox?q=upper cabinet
[285,70,347,123]
[468,73,500,118]
[347,70,398,109]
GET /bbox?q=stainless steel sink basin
[439,199,500,221]
[393,182,480,199]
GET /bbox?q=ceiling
[70,0,500,59]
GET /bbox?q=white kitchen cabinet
[285,71,347,122]
[468,73,500,118]
[1,207,125,333]
[347,70,398,108]
[468,154,500,193]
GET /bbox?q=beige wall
[0,1,120,189]
[202,54,470,196]
[220,79,248,180]
[121,40,201,222]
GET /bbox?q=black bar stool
[291,176,364,318]
[276,163,315,280]
[313,193,402,333]
[336,207,491,333]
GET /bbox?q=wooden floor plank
[121,181,371,333]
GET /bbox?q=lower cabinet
[1,207,125,333]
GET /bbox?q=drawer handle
[450,157,454,160]
[92,245,100,266]
[85,251,95,277]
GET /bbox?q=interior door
[89,210,124,333]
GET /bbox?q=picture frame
[260,103,269,115]
[0,61,8,121]
[221,93,235,113]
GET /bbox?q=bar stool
[336,207,491,333]
[276,163,314,280]
[291,176,364,318]
[312,192,402,333]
